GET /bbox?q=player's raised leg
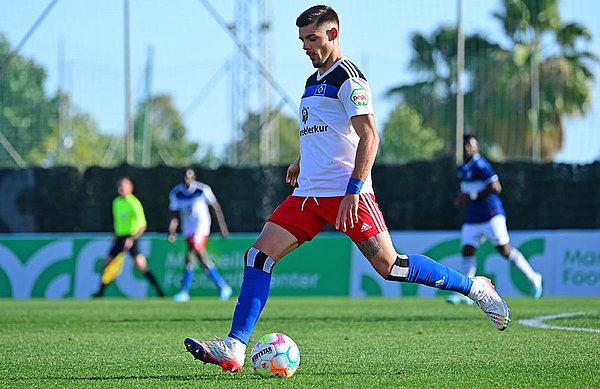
[358,231,510,331]
[184,222,298,373]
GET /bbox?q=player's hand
[336,194,359,232]
[221,231,229,240]
[167,233,176,244]
[123,237,135,251]
[286,159,300,186]
[454,193,469,209]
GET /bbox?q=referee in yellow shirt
[93,177,164,297]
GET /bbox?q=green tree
[0,34,55,167]
[133,94,210,166]
[28,92,118,166]
[378,105,444,164]
[387,0,596,161]
[386,27,502,155]
[1,34,117,168]
[491,0,597,159]
[227,112,299,166]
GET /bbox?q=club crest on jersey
[302,106,309,124]
[350,88,369,107]
[315,84,326,96]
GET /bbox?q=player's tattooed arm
[356,234,381,259]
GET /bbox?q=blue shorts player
[447,134,543,305]
[183,6,511,375]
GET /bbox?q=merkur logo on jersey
[300,125,328,136]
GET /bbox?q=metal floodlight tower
[258,0,278,166]
[230,0,275,166]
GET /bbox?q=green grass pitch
[1,297,598,388]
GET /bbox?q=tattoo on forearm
[356,235,381,259]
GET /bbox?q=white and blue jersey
[459,154,505,223]
[294,56,375,197]
[169,181,217,236]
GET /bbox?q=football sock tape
[386,255,409,281]
[245,247,276,274]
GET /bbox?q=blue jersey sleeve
[475,158,498,185]
[460,156,505,223]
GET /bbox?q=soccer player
[184,5,511,374]
[168,167,232,302]
[93,177,164,298]
[446,134,543,304]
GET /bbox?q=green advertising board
[1,230,598,299]
[0,233,352,298]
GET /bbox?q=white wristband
[469,191,478,200]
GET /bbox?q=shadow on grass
[6,374,253,382]
[260,314,473,323]
[103,313,476,325]
[104,317,232,323]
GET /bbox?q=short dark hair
[464,134,478,144]
[296,5,339,28]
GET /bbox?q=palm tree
[386,27,503,156]
[492,0,597,160]
[387,0,597,161]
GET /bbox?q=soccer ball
[250,333,300,378]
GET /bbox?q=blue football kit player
[447,135,543,305]
[183,6,511,375]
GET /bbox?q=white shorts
[461,214,510,248]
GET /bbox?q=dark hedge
[0,159,597,233]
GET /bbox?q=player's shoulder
[338,58,366,81]
[192,180,212,192]
[127,194,142,206]
[169,183,186,196]
[329,59,367,89]
[305,58,367,89]
[184,181,211,198]
[305,71,319,87]
[474,155,493,169]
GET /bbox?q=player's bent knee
[385,255,409,282]
[245,247,276,274]
[366,253,400,279]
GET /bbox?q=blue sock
[207,266,227,289]
[181,269,193,291]
[388,254,472,295]
[228,248,275,345]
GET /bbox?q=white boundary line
[519,312,600,333]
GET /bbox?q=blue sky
[1,0,598,163]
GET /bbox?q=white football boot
[173,290,190,302]
[469,276,511,331]
[219,285,232,301]
[185,336,246,374]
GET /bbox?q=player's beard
[312,58,324,68]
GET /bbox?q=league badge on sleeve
[350,88,369,107]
